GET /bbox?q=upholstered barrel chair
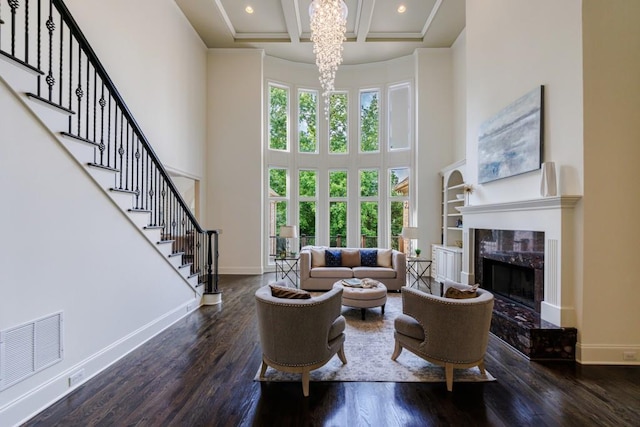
[255,284,347,396]
[391,284,494,391]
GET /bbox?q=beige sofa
[299,247,406,291]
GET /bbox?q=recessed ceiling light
[245,6,254,14]
[397,4,406,14]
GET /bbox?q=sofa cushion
[377,249,393,268]
[325,249,342,267]
[310,267,353,278]
[311,248,326,267]
[269,284,311,299]
[341,249,360,267]
[360,249,378,267]
[394,314,425,340]
[353,267,396,279]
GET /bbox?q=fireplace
[474,228,575,360]
[484,258,536,310]
[475,229,544,312]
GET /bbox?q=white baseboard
[219,266,264,275]
[0,297,200,427]
[576,343,640,365]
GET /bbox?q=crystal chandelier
[309,0,348,118]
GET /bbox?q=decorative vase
[540,162,557,197]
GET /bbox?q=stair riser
[108,192,135,211]
[87,167,117,189]
[156,243,174,257]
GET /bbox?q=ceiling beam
[422,0,443,40]
[356,0,375,43]
[282,0,301,43]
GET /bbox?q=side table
[275,255,300,288]
[406,257,433,293]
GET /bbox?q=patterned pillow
[445,284,479,299]
[360,249,378,267]
[341,249,360,267]
[270,284,311,299]
[325,249,342,267]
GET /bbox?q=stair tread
[61,132,100,147]
[168,251,185,257]
[128,208,151,213]
[110,187,136,194]
[0,51,43,76]
[178,263,193,269]
[144,225,164,230]
[88,163,119,173]
[157,239,175,244]
[26,92,75,115]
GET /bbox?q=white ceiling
[175,0,465,65]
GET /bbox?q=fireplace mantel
[457,195,582,327]
[457,196,581,215]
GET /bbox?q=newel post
[202,229,222,305]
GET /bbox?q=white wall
[451,30,467,161]
[206,49,265,274]
[414,49,455,249]
[206,52,455,273]
[0,82,198,426]
[0,1,209,423]
[65,0,207,185]
[580,0,640,363]
[465,0,584,206]
[464,0,639,364]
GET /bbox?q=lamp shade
[401,226,418,239]
[279,225,298,239]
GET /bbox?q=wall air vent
[0,312,63,391]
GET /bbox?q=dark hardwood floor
[25,275,640,426]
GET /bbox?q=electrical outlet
[68,369,85,387]
[623,351,637,361]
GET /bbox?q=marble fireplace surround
[457,196,581,328]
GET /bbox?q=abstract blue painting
[478,86,544,184]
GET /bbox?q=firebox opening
[484,258,535,310]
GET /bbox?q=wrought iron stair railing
[0,0,219,293]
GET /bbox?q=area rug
[254,292,496,384]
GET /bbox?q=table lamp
[279,225,298,256]
[401,226,419,256]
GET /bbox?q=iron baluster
[75,43,82,135]
[118,112,124,189]
[66,33,71,131]
[58,15,62,104]
[84,56,89,140]
[8,0,18,57]
[46,0,54,100]
[24,0,28,63]
[134,137,140,209]
[99,82,105,165]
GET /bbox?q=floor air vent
[0,312,63,390]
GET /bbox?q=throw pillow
[360,249,378,267]
[325,249,342,267]
[341,249,360,267]
[445,284,479,299]
[270,284,311,299]
[311,248,326,267]
[377,249,392,268]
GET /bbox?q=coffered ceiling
[175,0,465,65]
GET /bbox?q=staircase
[0,0,219,298]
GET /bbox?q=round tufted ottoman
[335,280,387,320]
